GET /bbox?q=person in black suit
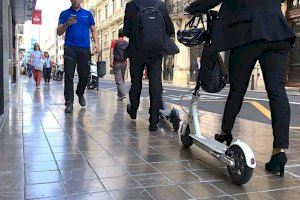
[192,57,201,81]
[186,0,295,176]
[124,0,175,132]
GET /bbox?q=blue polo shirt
[58,7,95,49]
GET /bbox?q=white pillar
[173,18,191,86]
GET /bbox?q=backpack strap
[133,0,160,12]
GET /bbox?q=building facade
[83,0,126,79]
[1,0,36,126]
[285,0,300,86]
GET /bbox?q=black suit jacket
[123,0,175,57]
[187,0,295,51]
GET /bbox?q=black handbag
[164,36,180,55]
[199,45,227,93]
[199,11,228,93]
[97,61,106,78]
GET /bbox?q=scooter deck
[190,134,228,154]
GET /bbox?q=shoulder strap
[133,0,160,12]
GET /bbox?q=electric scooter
[87,61,98,90]
[178,11,256,185]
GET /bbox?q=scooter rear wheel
[227,145,253,185]
[181,124,193,148]
[170,109,180,132]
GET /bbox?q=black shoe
[127,104,137,119]
[78,95,86,107]
[215,132,233,146]
[65,104,73,113]
[149,123,158,132]
[265,152,287,177]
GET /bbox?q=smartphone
[70,14,76,20]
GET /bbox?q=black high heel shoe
[265,152,287,177]
[214,132,233,146]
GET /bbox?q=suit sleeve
[123,4,132,38]
[163,4,175,37]
[186,0,223,14]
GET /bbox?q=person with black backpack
[110,29,129,101]
[123,0,175,132]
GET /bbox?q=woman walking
[30,43,44,89]
[43,52,51,85]
[186,0,295,177]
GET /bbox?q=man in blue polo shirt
[57,0,100,113]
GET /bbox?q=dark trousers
[64,46,91,105]
[113,62,127,98]
[129,54,163,124]
[222,40,291,149]
[43,68,51,83]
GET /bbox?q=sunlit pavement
[1,77,300,200]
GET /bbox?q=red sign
[32,10,42,25]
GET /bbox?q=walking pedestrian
[30,43,44,89]
[43,52,51,85]
[57,0,100,113]
[124,0,175,132]
[186,0,295,176]
[192,57,201,81]
[110,28,128,101]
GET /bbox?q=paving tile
[164,171,201,183]
[233,192,274,200]
[64,179,106,195]
[61,167,98,181]
[124,163,158,175]
[110,188,154,200]
[88,157,119,168]
[25,161,58,172]
[25,182,66,199]
[192,169,227,182]
[101,176,141,191]
[133,173,174,187]
[263,186,300,200]
[151,161,187,172]
[94,166,128,178]
[146,185,194,200]
[69,192,112,200]
[180,182,226,199]
[211,181,257,195]
[57,159,90,170]
[25,170,61,184]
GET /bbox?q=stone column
[173,17,191,86]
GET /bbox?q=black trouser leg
[46,68,51,83]
[64,47,77,105]
[221,43,262,134]
[259,41,290,149]
[129,56,145,111]
[76,48,91,96]
[146,56,163,124]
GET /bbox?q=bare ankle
[272,148,285,156]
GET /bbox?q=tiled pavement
[0,78,300,200]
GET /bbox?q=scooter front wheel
[180,124,193,148]
[227,145,253,185]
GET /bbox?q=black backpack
[133,0,166,52]
[114,40,128,62]
[199,45,227,93]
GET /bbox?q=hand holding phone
[67,14,77,26]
